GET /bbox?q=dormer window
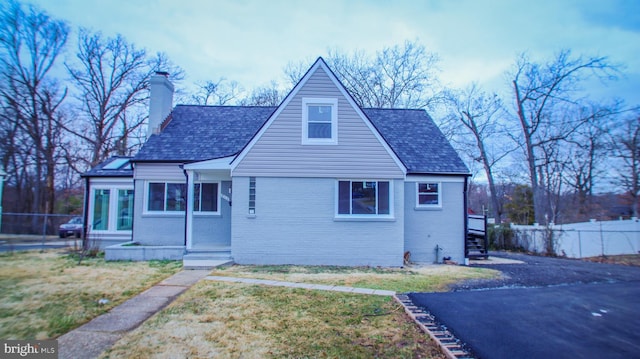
[302,98,337,144]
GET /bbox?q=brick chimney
[147,71,174,140]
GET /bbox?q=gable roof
[82,156,133,177]
[133,104,468,174]
[133,57,468,175]
[230,57,406,174]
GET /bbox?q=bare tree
[66,30,184,168]
[445,84,511,223]
[191,78,241,106]
[561,104,619,221]
[509,50,618,224]
[285,40,442,109]
[239,81,283,106]
[612,114,640,217]
[0,0,69,215]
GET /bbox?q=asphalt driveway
[409,252,640,359]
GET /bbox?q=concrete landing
[183,259,233,270]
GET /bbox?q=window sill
[301,140,338,146]
[193,212,221,217]
[414,206,443,211]
[246,214,257,219]
[334,216,396,222]
[142,212,185,218]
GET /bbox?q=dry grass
[0,249,181,339]
[212,263,499,292]
[103,282,445,359]
[103,264,498,359]
[582,254,640,267]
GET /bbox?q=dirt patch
[582,254,640,267]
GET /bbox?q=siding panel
[135,163,185,181]
[233,68,404,178]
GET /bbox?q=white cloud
[29,0,640,105]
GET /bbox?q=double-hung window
[148,182,186,212]
[194,182,219,213]
[302,98,338,144]
[417,182,441,207]
[338,180,391,216]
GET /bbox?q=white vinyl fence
[512,219,640,258]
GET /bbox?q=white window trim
[143,181,186,216]
[193,181,221,216]
[334,179,395,220]
[415,182,442,210]
[88,185,134,233]
[302,97,338,145]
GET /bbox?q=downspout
[182,167,188,247]
[129,162,135,243]
[463,176,469,263]
[82,176,90,250]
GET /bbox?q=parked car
[59,217,83,238]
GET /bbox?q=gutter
[463,176,469,262]
[182,167,188,247]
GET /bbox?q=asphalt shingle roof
[134,105,276,162]
[133,105,469,175]
[363,108,469,174]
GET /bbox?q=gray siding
[134,162,185,181]
[231,177,404,266]
[132,163,186,246]
[233,68,404,178]
[404,180,466,263]
[192,181,232,247]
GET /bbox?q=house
[83,57,470,266]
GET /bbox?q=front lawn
[102,264,499,358]
[0,249,182,339]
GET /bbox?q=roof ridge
[363,107,425,111]
[174,104,276,109]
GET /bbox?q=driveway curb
[394,294,475,359]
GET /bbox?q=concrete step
[183,258,233,270]
[184,253,232,260]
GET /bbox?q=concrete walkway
[205,275,397,296]
[57,271,395,359]
[57,270,210,359]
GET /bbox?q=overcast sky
[30,0,640,106]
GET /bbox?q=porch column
[185,169,195,250]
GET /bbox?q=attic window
[302,98,337,145]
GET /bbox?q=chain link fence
[1,212,83,243]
